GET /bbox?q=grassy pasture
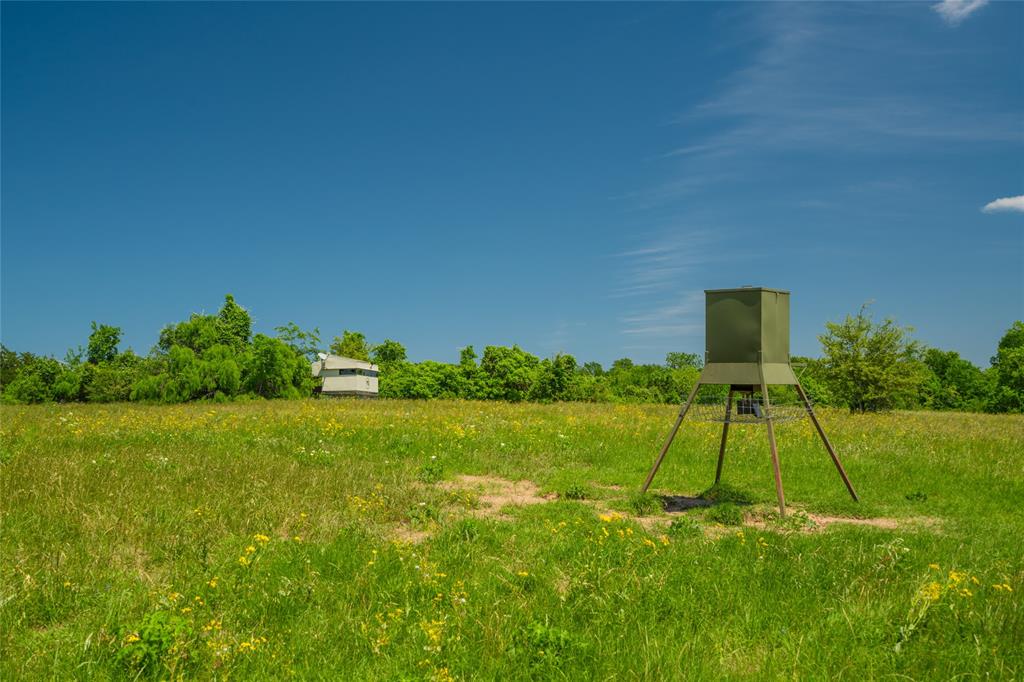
[1,399,1022,680]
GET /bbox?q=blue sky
[2,1,1021,367]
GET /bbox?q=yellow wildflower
[238,555,251,567]
[253,533,271,545]
[928,563,940,570]
[517,571,529,577]
[208,577,219,588]
[921,581,942,602]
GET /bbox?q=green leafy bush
[704,503,744,526]
[116,610,193,677]
[561,484,589,501]
[628,492,662,516]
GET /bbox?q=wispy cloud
[621,292,704,337]
[620,4,1022,212]
[932,0,989,26]
[613,230,716,299]
[661,5,1020,171]
[982,195,1024,214]
[614,230,719,340]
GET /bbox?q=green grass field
[2,400,1022,680]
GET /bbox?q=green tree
[819,305,924,412]
[988,321,1024,413]
[921,348,988,411]
[3,356,62,403]
[87,322,121,364]
[330,330,370,361]
[275,322,322,360]
[87,350,144,403]
[216,294,252,350]
[246,335,307,399]
[479,345,539,402]
[1,346,32,391]
[665,352,702,370]
[158,314,220,355]
[791,356,836,406]
[531,354,581,402]
[372,339,407,366]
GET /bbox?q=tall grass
[1,400,1021,679]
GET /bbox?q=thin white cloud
[932,0,989,26]
[982,195,1024,213]
[613,230,717,299]
[613,229,718,339]
[658,5,1021,175]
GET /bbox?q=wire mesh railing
[687,387,809,424]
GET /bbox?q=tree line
[1,294,1021,413]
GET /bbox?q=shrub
[699,483,755,505]
[628,492,662,516]
[116,610,193,677]
[704,503,744,526]
[416,457,443,484]
[667,516,703,537]
[819,304,924,412]
[561,484,589,501]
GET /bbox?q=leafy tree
[131,344,242,403]
[666,352,702,370]
[819,305,924,412]
[161,346,205,403]
[3,356,62,403]
[611,358,634,372]
[920,348,988,411]
[87,351,144,403]
[580,361,604,377]
[531,354,581,402]
[246,335,307,399]
[216,294,252,350]
[201,345,243,399]
[791,356,836,406]
[383,361,468,400]
[479,345,539,402]
[158,314,221,355]
[275,322,322,360]
[52,363,85,402]
[988,321,1024,413]
[1,346,32,391]
[87,322,121,364]
[330,330,370,361]
[459,346,478,369]
[372,339,407,366]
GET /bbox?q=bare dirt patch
[392,525,433,544]
[744,511,941,533]
[439,475,555,520]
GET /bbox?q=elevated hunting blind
[642,287,858,516]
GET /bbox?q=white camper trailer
[312,354,379,397]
